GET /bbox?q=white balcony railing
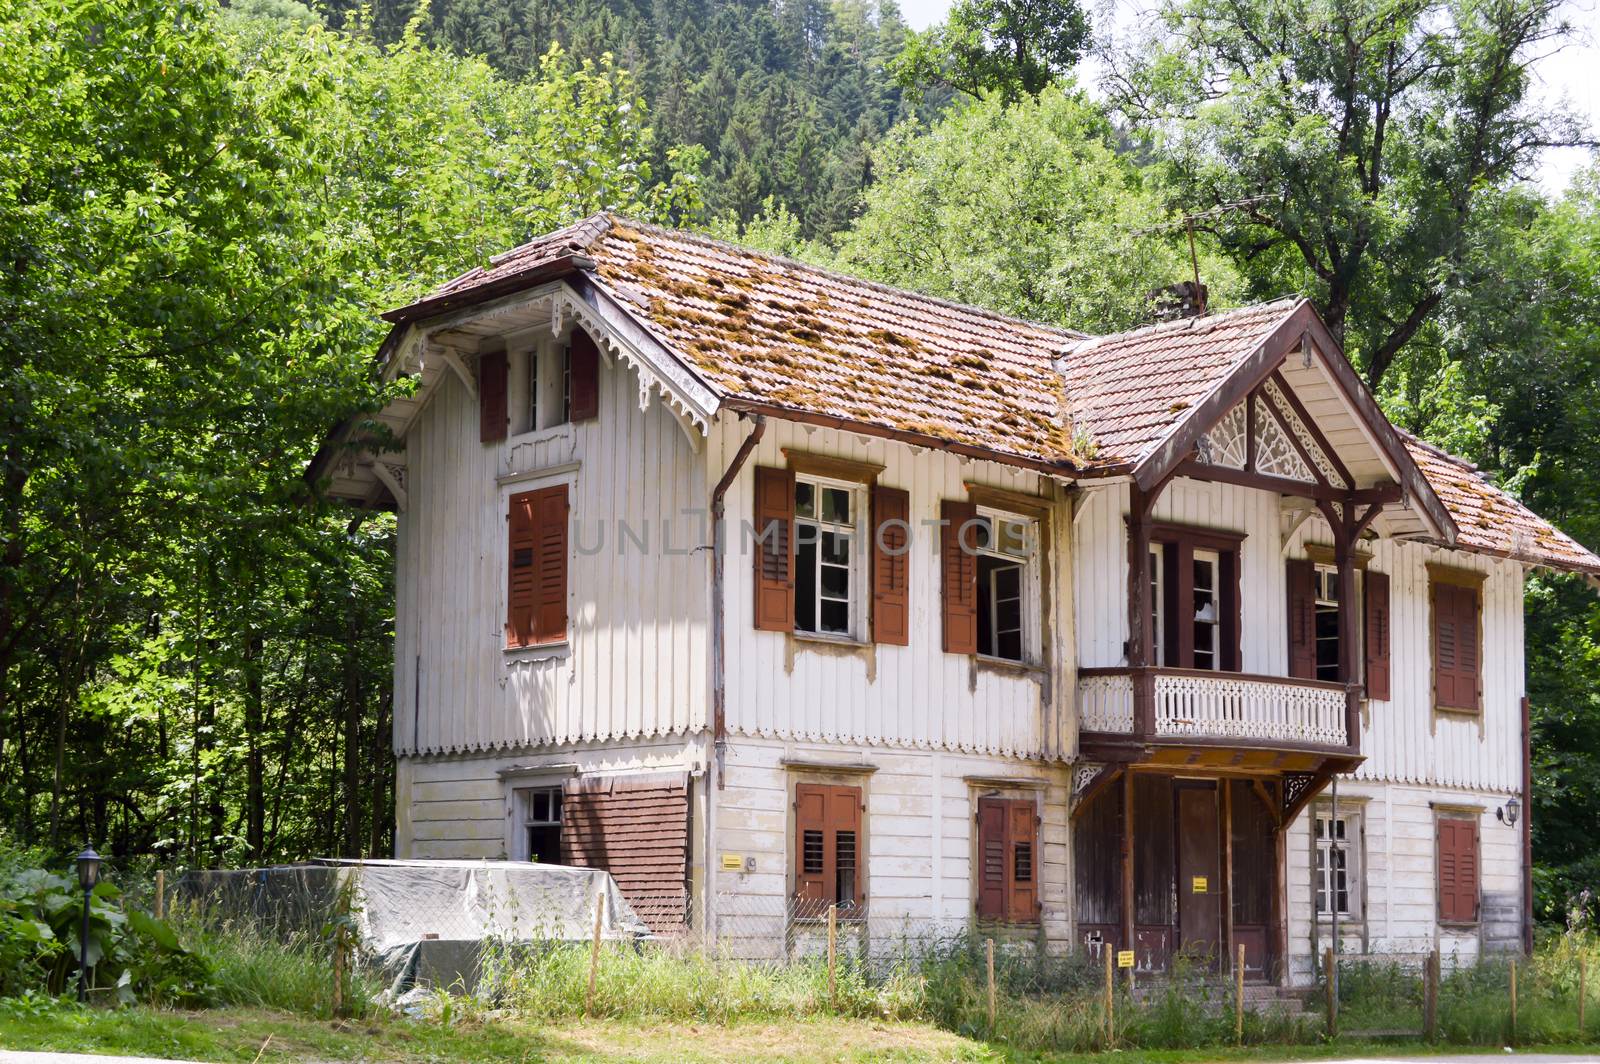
[1078,668,1350,748]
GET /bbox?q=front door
[1175,782,1222,967]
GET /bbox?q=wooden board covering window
[941,499,978,655]
[479,350,508,442]
[1286,558,1317,680]
[1363,570,1391,700]
[870,485,910,645]
[752,465,795,632]
[976,796,1039,924]
[560,773,690,932]
[568,327,600,421]
[793,783,862,917]
[1431,579,1481,711]
[506,485,569,647]
[1436,816,1479,924]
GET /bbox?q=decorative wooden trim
[1149,521,1248,551]
[1429,801,1485,814]
[965,482,1053,518]
[1426,563,1488,588]
[964,775,1048,791]
[779,759,879,775]
[1259,376,1332,488]
[1303,543,1371,570]
[1268,370,1355,489]
[782,448,885,484]
[497,762,580,781]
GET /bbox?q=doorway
[1175,781,1221,967]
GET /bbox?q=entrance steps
[1130,979,1313,1018]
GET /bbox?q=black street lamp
[75,847,101,1003]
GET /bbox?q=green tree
[891,0,1089,101]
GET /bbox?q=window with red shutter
[568,327,600,421]
[793,783,863,918]
[871,485,910,646]
[941,500,978,655]
[480,350,508,443]
[975,796,1040,924]
[753,466,795,632]
[1286,558,1316,680]
[1363,570,1391,701]
[1431,572,1482,712]
[1437,815,1479,924]
[506,484,569,648]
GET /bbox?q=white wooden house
[312,215,1600,982]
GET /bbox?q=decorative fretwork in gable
[1072,762,1106,799]
[1282,772,1321,818]
[1199,401,1248,469]
[1263,378,1348,488]
[1253,404,1315,482]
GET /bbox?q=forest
[2,0,1598,922]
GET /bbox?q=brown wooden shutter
[871,485,910,646]
[1363,570,1391,701]
[1006,799,1039,923]
[560,772,690,932]
[568,327,600,421]
[1433,582,1481,710]
[480,350,508,443]
[941,500,978,655]
[507,485,568,648]
[794,783,862,917]
[1437,817,1480,923]
[1221,550,1242,672]
[1160,543,1180,667]
[753,466,794,632]
[1286,559,1316,680]
[975,798,1007,920]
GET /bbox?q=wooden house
[312,215,1600,982]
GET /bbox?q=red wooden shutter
[1363,570,1391,701]
[1437,817,1480,923]
[1221,550,1242,672]
[506,485,568,647]
[794,783,862,917]
[976,798,1007,920]
[828,786,863,910]
[753,466,795,632]
[941,500,978,655]
[568,327,600,421]
[480,350,508,443]
[871,485,910,646]
[1006,799,1038,923]
[1433,582,1481,710]
[1286,559,1316,679]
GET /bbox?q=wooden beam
[1121,769,1136,958]
[1251,779,1283,827]
[1222,779,1235,976]
[1259,375,1334,489]
[1268,370,1356,490]
[1071,765,1124,823]
[1174,461,1403,505]
[435,345,478,400]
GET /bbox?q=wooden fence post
[154,870,165,921]
[985,938,996,1033]
[827,903,837,1010]
[1424,948,1439,1042]
[1509,957,1518,1046]
[1235,943,1246,1045]
[1103,946,1114,1049]
[331,881,350,1019]
[585,890,605,1018]
[1324,947,1337,1040]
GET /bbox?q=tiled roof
[391,213,1600,576]
[1401,433,1600,576]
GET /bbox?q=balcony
[1078,668,1356,752]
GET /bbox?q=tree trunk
[243,629,265,862]
[340,603,363,858]
[368,689,392,857]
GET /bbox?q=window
[1437,815,1480,924]
[973,511,1034,662]
[519,786,563,864]
[1150,525,1242,671]
[1149,543,1165,666]
[514,328,598,435]
[1313,566,1341,682]
[794,477,862,637]
[1192,549,1221,671]
[506,485,570,648]
[976,796,1039,923]
[1430,568,1482,712]
[1313,812,1359,918]
[793,783,864,918]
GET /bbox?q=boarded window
[1437,816,1479,924]
[480,349,508,443]
[753,466,795,632]
[568,327,600,421]
[975,796,1039,924]
[793,783,863,918]
[1432,578,1481,711]
[940,500,979,655]
[1363,570,1391,700]
[561,773,691,932]
[870,485,910,645]
[507,485,569,648]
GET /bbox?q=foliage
[832,86,1242,333]
[891,0,1090,102]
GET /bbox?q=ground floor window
[519,785,563,865]
[1314,809,1362,919]
[793,782,864,918]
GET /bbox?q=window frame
[1148,523,1245,672]
[973,792,1042,925]
[790,778,869,920]
[792,473,868,641]
[1428,565,1486,715]
[1191,547,1222,671]
[1313,564,1342,683]
[1149,542,1166,668]
[516,785,564,865]
[1312,808,1363,921]
[972,506,1042,665]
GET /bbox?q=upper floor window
[489,327,600,442]
[973,511,1033,662]
[506,484,570,648]
[1288,555,1390,696]
[794,476,863,638]
[1429,566,1483,713]
[1313,565,1341,682]
[1149,525,1242,672]
[1192,548,1221,670]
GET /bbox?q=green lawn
[3,1007,1599,1063]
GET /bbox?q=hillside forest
[3,0,1599,922]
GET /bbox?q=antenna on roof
[1140,197,1273,322]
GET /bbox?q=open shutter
[480,350,508,443]
[568,327,600,421]
[975,798,1007,920]
[1286,559,1316,679]
[507,491,538,646]
[1220,550,1242,672]
[1007,800,1038,923]
[1363,570,1391,701]
[871,485,910,646]
[532,484,569,644]
[753,466,795,632]
[941,500,978,655]
[794,784,828,915]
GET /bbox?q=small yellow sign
[1116,950,1135,969]
[1192,876,1209,893]
[721,854,745,870]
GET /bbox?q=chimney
[1147,281,1208,322]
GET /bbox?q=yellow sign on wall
[1192,876,1209,893]
[1117,950,1135,968]
[721,854,745,870]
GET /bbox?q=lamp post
[75,847,101,1003]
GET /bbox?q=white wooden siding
[393,351,709,756]
[711,418,1073,760]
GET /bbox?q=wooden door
[1175,783,1222,968]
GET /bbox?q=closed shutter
[871,485,910,646]
[975,799,1007,920]
[753,466,795,632]
[1006,799,1039,923]
[1433,582,1481,710]
[1437,816,1480,923]
[941,500,978,655]
[1286,559,1316,680]
[506,485,568,647]
[793,783,862,917]
[568,327,600,421]
[561,773,690,932]
[976,797,1039,924]
[480,350,508,443]
[1363,570,1391,701]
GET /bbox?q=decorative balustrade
[1077,668,1351,749]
